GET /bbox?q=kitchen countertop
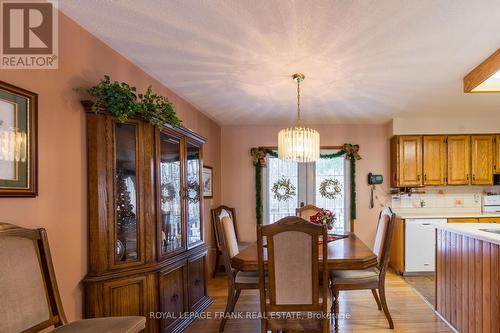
[394,212,500,219]
[433,223,500,245]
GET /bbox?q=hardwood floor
[185,271,452,333]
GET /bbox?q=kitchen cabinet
[391,133,499,188]
[389,218,405,275]
[447,218,478,223]
[478,217,500,223]
[422,136,447,185]
[471,135,493,185]
[495,135,500,173]
[447,135,470,185]
[391,136,422,187]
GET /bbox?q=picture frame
[202,165,213,198]
[0,81,37,197]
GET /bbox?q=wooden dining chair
[0,222,145,333]
[211,205,251,277]
[329,207,397,330]
[296,204,322,221]
[257,216,330,333]
[214,214,259,332]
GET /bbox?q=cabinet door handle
[472,174,476,181]
[171,293,179,302]
[466,174,469,181]
[194,279,201,286]
[417,174,421,182]
[424,174,427,181]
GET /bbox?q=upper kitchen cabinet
[471,135,493,185]
[495,135,500,173]
[422,136,447,186]
[391,136,423,187]
[447,135,470,185]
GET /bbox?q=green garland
[251,144,361,225]
[255,163,263,225]
[76,75,182,128]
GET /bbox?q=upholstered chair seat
[51,317,146,333]
[234,271,259,284]
[329,269,379,285]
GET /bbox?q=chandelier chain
[296,77,301,125]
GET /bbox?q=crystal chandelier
[0,128,27,162]
[278,73,320,162]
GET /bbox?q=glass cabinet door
[186,142,202,246]
[159,132,184,255]
[114,123,139,263]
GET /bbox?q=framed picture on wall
[0,81,37,197]
[202,165,213,198]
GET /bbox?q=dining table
[231,233,378,272]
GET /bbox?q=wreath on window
[187,179,200,204]
[319,178,342,200]
[160,183,176,204]
[271,177,296,202]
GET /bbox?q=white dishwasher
[405,219,447,273]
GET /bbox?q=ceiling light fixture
[464,48,500,92]
[0,128,27,162]
[278,73,320,162]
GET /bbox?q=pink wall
[0,12,220,320]
[220,124,391,247]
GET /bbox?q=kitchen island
[435,223,499,333]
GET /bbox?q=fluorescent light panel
[471,70,500,92]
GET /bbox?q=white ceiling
[60,0,500,125]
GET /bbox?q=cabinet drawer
[447,218,478,223]
[159,264,187,331]
[188,256,206,308]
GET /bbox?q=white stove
[483,194,500,214]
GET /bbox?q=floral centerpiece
[309,209,335,230]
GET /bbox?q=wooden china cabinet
[82,102,211,333]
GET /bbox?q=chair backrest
[296,204,322,222]
[257,216,328,315]
[213,214,239,286]
[0,223,67,333]
[211,205,238,251]
[372,207,396,273]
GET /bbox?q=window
[263,149,350,233]
[266,157,298,224]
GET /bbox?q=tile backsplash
[391,186,499,210]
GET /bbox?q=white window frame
[262,150,351,232]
